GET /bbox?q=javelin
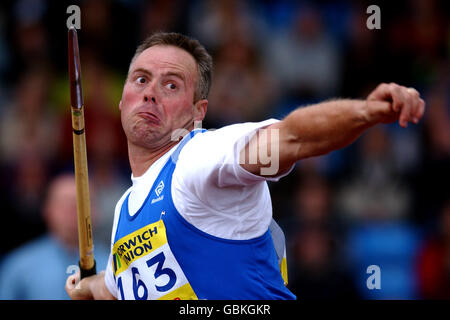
[68,26,96,279]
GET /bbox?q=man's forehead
[131,45,197,78]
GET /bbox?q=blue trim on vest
[118,129,207,223]
[114,129,206,242]
[123,157,173,222]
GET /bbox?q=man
[66,32,425,300]
[0,174,109,299]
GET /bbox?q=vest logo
[151,195,164,204]
[151,181,165,204]
[155,180,164,196]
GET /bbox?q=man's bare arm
[240,83,425,176]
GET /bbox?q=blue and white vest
[111,129,296,300]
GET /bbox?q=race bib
[112,219,198,300]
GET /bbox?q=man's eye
[136,77,146,84]
[165,83,176,90]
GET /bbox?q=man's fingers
[367,82,426,127]
[66,272,80,290]
[369,82,407,115]
[389,83,404,113]
[416,98,426,120]
[65,271,92,300]
[385,83,410,127]
[391,84,427,127]
[406,87,420,98]
[398,86,413,127]
[368,83,426,127]
[368,83,392,102]
[406,88,426,122]
[406,88,417,124]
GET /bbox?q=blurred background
[0,0,448,299]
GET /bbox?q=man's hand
[367,82,426,128]
[65,270,116,300]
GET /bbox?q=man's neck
[128,141,178,177]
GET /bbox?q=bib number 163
[117,251,177,300]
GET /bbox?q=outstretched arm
[240,83,425,176]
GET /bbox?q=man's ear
[119,100,122,111]
[193,99,208,121]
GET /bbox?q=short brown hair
[131,32,213,102]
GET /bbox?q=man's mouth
[137,112,161,125]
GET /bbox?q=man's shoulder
[173,119,281,188]
[182,119,280,154]
[200,119,280,138]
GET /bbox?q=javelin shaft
[68,26,96,279]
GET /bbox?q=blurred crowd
[0,0,448,299]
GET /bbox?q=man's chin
[127,128,171,149]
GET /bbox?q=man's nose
[144,96,156,103]
[143,81,158,104]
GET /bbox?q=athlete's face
[120,45,206,150]
[44,175,79,248]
